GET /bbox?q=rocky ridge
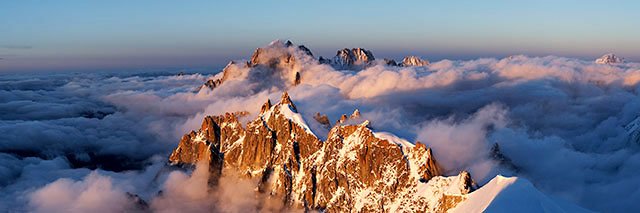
[199,41,431,91]
[401,56,430,67]
[169,92,476,212]
[329,48,376,70]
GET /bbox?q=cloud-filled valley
[1,41,640,212]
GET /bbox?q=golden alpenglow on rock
[169,92,476,212]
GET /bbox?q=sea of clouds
[1,42,640,212]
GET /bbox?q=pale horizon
[1,0,639,72]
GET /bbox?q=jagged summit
[401,55,430,66]
[269,39,286,47]
[351,108,361,118]
[283,40,314,56]
[197,40,313,92]
[279,91,296,111]
[170,92,477,212]
[595,53,624,64]
[331,48,376,70]
[260,99,272,114]
[384,58,399,66]
[336,108,363,125]
[313,112,331,129]
[199,40,434,92]
[284,40,293,47]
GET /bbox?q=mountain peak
[332,48,376,70]
[595,53,624,64]
[199,41,382,92]
[335,109,364,125]
[284,40,293,47]
[401,55,430,66]
[260,99,272,114]
[168,92,479,212]
[280,91,295,109]
[268,39,286,47]
[350,109,361,119]
[384,58,399,66]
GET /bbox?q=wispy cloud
[0,45,33,49]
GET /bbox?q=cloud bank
[1,42,640,212]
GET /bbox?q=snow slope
[450,176,591,213]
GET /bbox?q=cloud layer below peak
[1,48,640,212]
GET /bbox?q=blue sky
[1,0,639,72]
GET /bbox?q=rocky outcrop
[198,41,441,93]
[249,46,297,69]
[201,79,222,90]
[199,41,313,92]
[170,92,475,212]
[319,56,332,64]
[401,56,429,67]
[313,112,331,129]
[335,109,362,125]
[294,71,301,86]
[595,53,624,64]
[625,116,640,144]
[490,143,519,172]
[332,48,376,70]
[384,58,399,66]
[169,112,248,184]
[285,40,314,57]
[198,41,437,92]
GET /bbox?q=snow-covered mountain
[169,92,587,212]
[170,92,473,211]
[595,53,624,64]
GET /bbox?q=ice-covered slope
[451,176,591,213]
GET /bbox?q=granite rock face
[331,48,376,70]
[198,40,313,92]
[401,56,430,67]
[169,92,475,212]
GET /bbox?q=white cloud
[2,42,640,212]
[29,172,136,213]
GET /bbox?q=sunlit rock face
[198,41,437,92]
[595,53,624,64]
[198,40,313,92]
[401,56,430,67]
[198,42,383,92]
[331,48,376,70]
[169,92,475,212]
[313,112,331,129]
